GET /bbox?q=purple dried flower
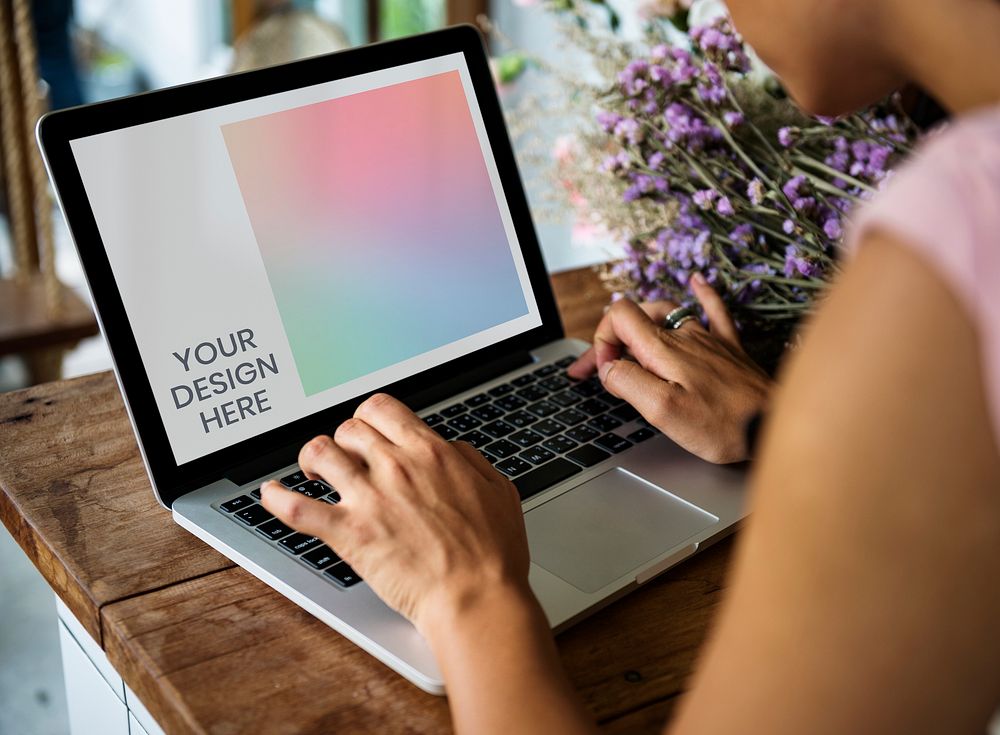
[782,219,796,235]
[716,196,735,216]
[778,126,798,148]
[784,244,820,278]
[782,175,807,201]
[614,117,644,145]
[693,189,718,210]
[723,111,745,128]
[747,178,765,206]
[823,218,843,240]
[596,110,622,133]
[729,223,754,247]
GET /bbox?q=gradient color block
[222,71,528,396]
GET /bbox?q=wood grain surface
[0,266,736,734]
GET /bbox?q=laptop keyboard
[214,354,659,591]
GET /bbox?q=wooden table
[0,267,734,735]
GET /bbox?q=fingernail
[598,362,612,381]
[691,272,706,286]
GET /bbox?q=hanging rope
[0,0,34,286]
[12,0,61,315]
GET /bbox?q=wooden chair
[0,0,98,385]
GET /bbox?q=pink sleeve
[844,108,1000,444]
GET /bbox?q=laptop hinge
[224,349,534,487]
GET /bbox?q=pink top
[845,105,1000,447]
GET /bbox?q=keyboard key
[458,430,491,449]
[570,378,603,397]
[594,433,633,454]
[628,427,656,443]
[322,493,340,504]
[479,449,499,464]
[589,414,623,433]
[532,419,566,437]
[471,404,505,422]
[250,487,262,500]
[234,504,273,526]
[496,456,532,477]
[481,420,516,438]
[513,457,582,500]
[301,545,340,570]
[520,445,555,465]
[220,495,254,513]
[509,429,543,448]
[516,385,547,402]
[295,480,329,499]
[533,364,559,378]
[256,518,295,541]
[441,404,467,418]
[555,356,577,368]
[465,393,491,408]
[447,414,481,433]
[577,398,610,416]
[495,394,527,412]
[434,424,459,440]
[279,533,324,555]
[505,410,537,428]
[542,435,578,454]
[540,375,570,392]
[488,384,515,397]
[280,471,307,487]
[484,439,519,458]
[554,409,588,427]
[511,373,536,387]
[325,563,362,587]
[550,390,582,407]
[566,444,612,468]
[423,413,443,427]
[611,404,641,422]
[527,401,560,418]
[566,425,600,443]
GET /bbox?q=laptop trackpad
[525,467,718,593]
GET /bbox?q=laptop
[37,25,746,694]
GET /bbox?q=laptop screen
[69,53,542,466]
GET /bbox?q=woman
[262,0,1000,731]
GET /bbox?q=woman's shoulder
[846,104,1000,314]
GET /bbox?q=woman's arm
[669,233,1000,734]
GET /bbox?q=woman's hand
[261,396,597,735]
[568,274,772,463]
[259,393,532,635]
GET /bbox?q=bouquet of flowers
[501,2,919,363]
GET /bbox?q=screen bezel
[38,25,564,508]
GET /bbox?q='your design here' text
[168,328,279,434]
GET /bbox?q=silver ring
[663,306,697,330]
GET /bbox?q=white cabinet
[56,595,165,735]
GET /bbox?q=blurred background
[0,1,614,733]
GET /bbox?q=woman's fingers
[567,346,597,379]
[297,434,368,494]
[568,300,681,379]
[593,299,687,375]
[334,417,395,463]
[261,481,348,545]
[691,273,740,348]
[355,393,432,447]
[598,358,681,427]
